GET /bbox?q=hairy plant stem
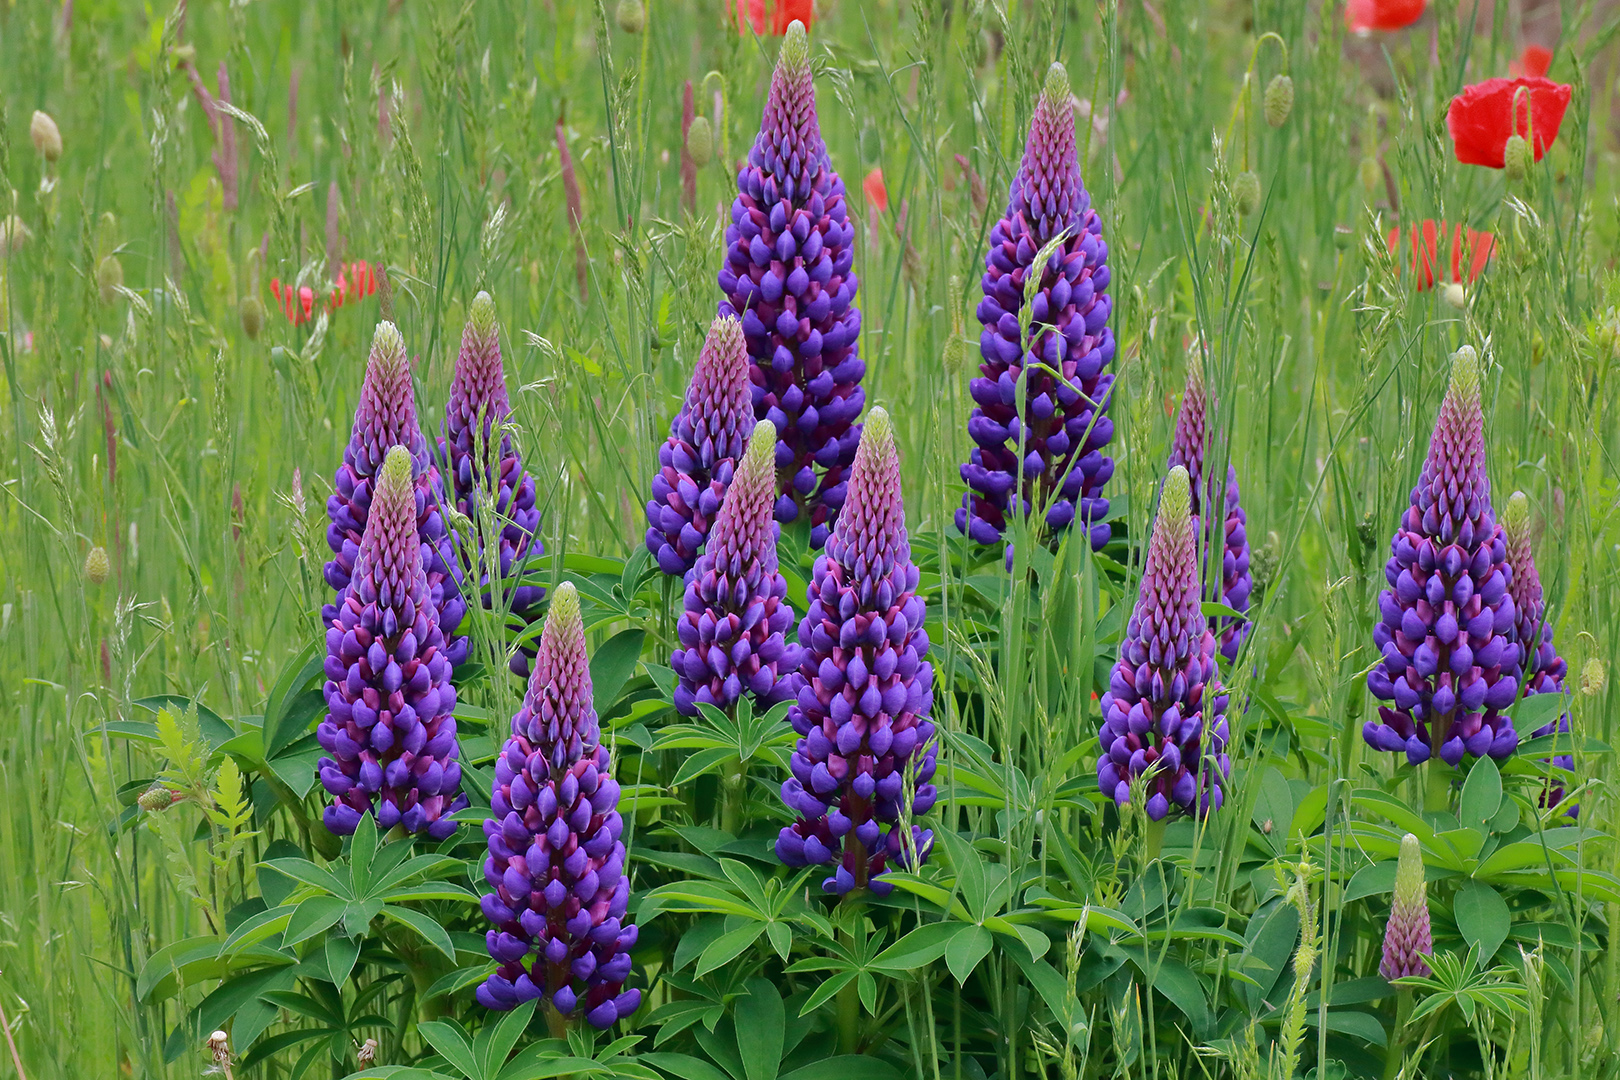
[1424,766,1453,816]
[1383,989,1413,1080]
[838,896,865,1054]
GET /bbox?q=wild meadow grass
[1,1,1619,1078]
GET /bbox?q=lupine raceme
[1504,491,1574,814]
[1379,833,1433,981]
[1166,354,1252,665]
[1096,466,1230,819]
[477,582,641,1028]
[1364,346,1520,766]
[776,408,937,895]
[442,293,545,675]
[957,62,1116,565]
[718,20,866,549]
[317,446,466,838]
[646,315,754,576]
[672,420,800,716]
[326,321,467,665]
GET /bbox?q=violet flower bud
[1364,347,1520,767]
[325,322,467,665]
[1095,466,1229,820]
[1166,356,1252,666]
[477,583,641,1028]
[316,446,467,839]
[1379,833,1433,981]
[441,293,545,675]
[671,421,801,715]
[646,315,753,576]
[718,22,865,549]
[776,408,936,895]
[1504,491,1573,815]
[957,63,1117,565]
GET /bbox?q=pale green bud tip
[378,445,415,494]
[371,321,407,373]
[742,419,779,479]
[469,291,497,338]
[1447,344,1481,405]
[1503,492,1531,545]
[1394,833,1425,903]
[1160,466,1192,530]
[1041,63,1071,111]
[856,407,896,468]
[778,21,811,76]
[709,313,744,351]
[548,580,582,635]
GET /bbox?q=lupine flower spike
[719,20,866,549]
[442,293,545,675]
[646,315,754,576]
[672,420,800,715]
[1364,346,1519,766]
[958,62,1116,565]
[1166,355,1251,666]
[317,446,466,838]
[326,322,467,664]
[477,583,641,1028]
[776,408,937,895]
[1379,833,1433,980]
[1504,492,1574,814]
[1095,466,1229,819]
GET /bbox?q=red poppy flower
[269,278,316,326]
[1345,0,1425,33]
[330,260,378,309]
[1447,76,1571,168]
[1510,45,1553,78]
[1385,220,1494,291]
[863,168,888,213]
[735,0,813,34]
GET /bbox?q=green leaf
[349,813,380,895]
[134,695,235,747]
[671,747,738,788]
[324,932,361,987]
[262,856,353,899]
[871,922,970,973]
[1458,757,1503,833]
[944,925,994,987]
[695,924,765,977]
[1251,766,1295,850]
[382,904,458,961]
[1144,958,1210,1033]
[736,978,785,1080]
[263,641,325,755]
[479,1000,538,1080]
[592,628,646,717]
[777,1057,900,1080]
[936,828,988,920]
[798,970,857,1017]
[282,896,348,948]
[1506,692,1567,736]
[642,1053,735,1080]
[1200,600,1249,622]
[1344,861,1397,903]
[418,1019,481,1080]
[1454,879,1511,963]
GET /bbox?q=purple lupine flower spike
[672,420,801,715]
[957,62,1116,565]
[326,321,467,665]
[1364,346,1520,767]
[442,292,545,675]
[1165,356,1252,665]
[477,582,641,1028]
[646,315,753,576]
[776,408,937,896]
[317,446,466,839]
[1379,833,1433,981]
[1095,466,1229,820]
[1504,492,1574,815]
[718,20,865,550]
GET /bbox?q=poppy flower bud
[241,296,265,340]
[1233,170,1261,216]
[85,545,110,586]
[138,785,175,811]
[97,255,123,305]
[1333,224,1354,250]
[686,115,713,168]
[0,215,31,257]
[30,110,62,162]
[1443,282,1466,310]
[615,0,645,33]
[1503,133,1531,181]
[1580,658,1607,697]
[1358,156,1382,195]
[1264,74,1294,128]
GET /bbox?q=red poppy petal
[1521,45,1552,79]
[863,168,889,214]
[1346,0,1425,33]
[1448,76,1572,168]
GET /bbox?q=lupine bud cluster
[441,293,544,675]
[326,322,467,665]
[646,315,754,576]
[317,446,466,838]
[776,409,937,895]
[958,63,1116,565]
[1165,358,1252,665]
[1504,492,1573,813]
[1365,347,1520,766]
[1095,466,1230,819]
[477,583,641,1028]
[1379,833,1433,981]
[672,421,800,715]
[718,21,866,549]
